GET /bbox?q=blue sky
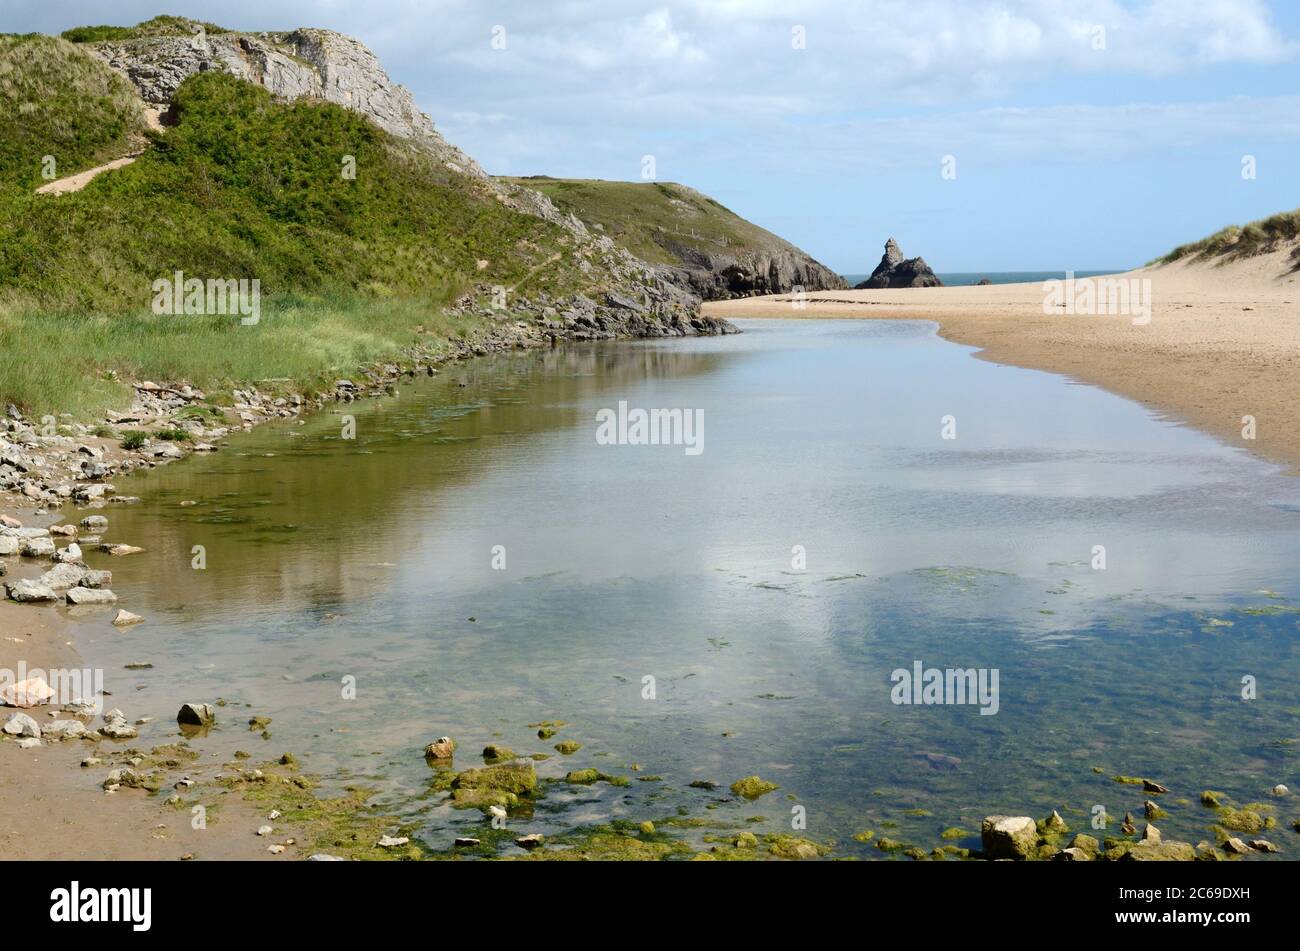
[8,1,1300,272]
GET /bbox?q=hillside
[0,19,729,420]
[499,177,847,299]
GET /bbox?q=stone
[854,238,943,289]
[981,816,1039,860]
[1142,780,1170,794]
[52,543,83,564]
[102,544,144,556]
[257,825,273,836]
[43,719,87,740]
[3,712,41,737]
[177,702,216,727]
[308,854,344,861]
[0,676,54,707]
[1271,784,1289,797]
[5,579,58,602]
[1223,837,1251,855]
[423,736,455,759]
[1057,847,1092,861]
[515,834,545,849]
[113,609,144,626]
[1044,810,1069,833]
[16,737,40,749]
[0,537,18,556]
[80,516,108,530]
[454,837,481,848]
[1115,841,1196,861]
[376,835,409,848]
[1249,839,1279,853]
[65,586,117,605]
[20,537,55,558]
[39,563,89,590]
[1142,823,1162,844]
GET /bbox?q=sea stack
[855,238,943,289]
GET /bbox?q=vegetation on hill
[1157,208,1300,265]
[0,54,605,417]
[60,15,230,44]
[497,177,799,267]
[0,34,147,191]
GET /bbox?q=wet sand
[0,602,277,861]
[704,245,1300,473]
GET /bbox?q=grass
[60,16,231,44]
[497,176,797,267]
[0,292,492,418]
[1157,208,1300,265]
[0,34,147,191]
[0,62,613,419]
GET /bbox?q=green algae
[729,776,779,799]
[553,740,582,755]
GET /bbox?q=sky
[7,0,1300,272]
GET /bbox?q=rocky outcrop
[855,238,942,289]
[88,23,730,339]
[659,245,846,301]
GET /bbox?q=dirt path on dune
[34,108,164,197]
[704,247,1300,473]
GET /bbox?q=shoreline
[704,248,1300,474]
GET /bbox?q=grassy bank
[0,293,492,418]
[0,42,609,421]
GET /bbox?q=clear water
[74,319,1300,856]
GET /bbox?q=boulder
[177,702,216,727]
[52,543,83,565]
[2,712,41,737]
[40,563,88,591]
[452,760,537,796]
[112,609,144,626]
[5,579,58,603]
[423,736,456,760]
[0,677,54,707]
[981,815,1039,860]
[65,587,117,605]
[20,537,55,558]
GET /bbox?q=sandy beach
[704,246,1300,472]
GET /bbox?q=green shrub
[119,430,147,450]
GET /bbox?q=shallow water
[76,319,1300,856]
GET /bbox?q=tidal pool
[76,319,1300,857]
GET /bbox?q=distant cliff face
[87,25,728,338]
[499,178,847,302]
[855,238,942,289]
[658,244,847,300]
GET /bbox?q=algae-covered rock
[1069,833,1100,856]
[565,768,601,784]
[733,831,758,849]
[482,744,516,762]
[1112,840,1195,862]
[638,821,655,835]
[1043,810,1069,833]
[875,837,904,852]
[1200,790,1224,807]
[553,740,581,755]
[453,760,537,796]
[768,835,829,859]
[450,787,519,810]
[981,815,1038,860]
[1057,847,1092,861]
[1216,804,1274,833]
[730,776,779,799]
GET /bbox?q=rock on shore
[855,238,943,289]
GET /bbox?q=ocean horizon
[840,270,1124,287]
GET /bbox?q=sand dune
[704,245,1300,472]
